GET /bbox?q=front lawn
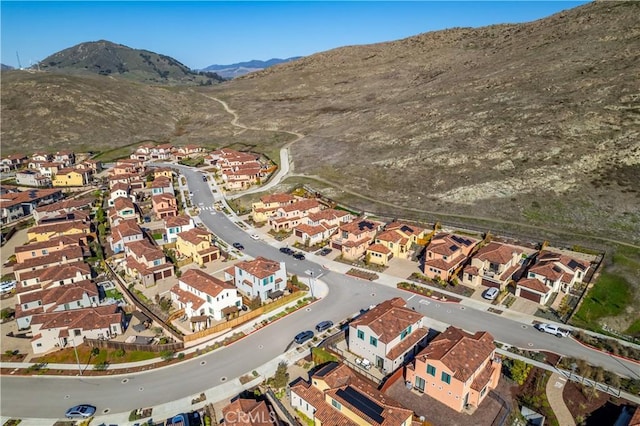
[572,271,630,327]
[34,344,157,365]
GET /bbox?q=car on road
[294,330,314,344]
[315,320,333,333]
[317,247,332,256]
[202,175,207,182]
[232,242,244,250]
[534,323,571,338]
[250,234,260,240]
[293,252,306,260]
[279,247,294,255]
[65,404,96,419]
[482,287,499,300]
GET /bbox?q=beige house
[294,208,353,246]
[124,240,173,286]
[251,193,296,223]
[375,222,429,260]
[268,199,321,232]
[331,218,384,261]
[175,228,220,266]
[462,242,527,290]
[423,233,479,282]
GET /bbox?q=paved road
[2,165,638,419]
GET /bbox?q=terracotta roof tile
[351,298,423,344]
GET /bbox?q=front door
[375,356,384,369]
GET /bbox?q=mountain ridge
[202,57,302,78]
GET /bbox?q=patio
[330,338,387,384]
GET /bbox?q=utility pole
[15,51,22,69]
[71,337,83,376]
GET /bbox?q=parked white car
[534,323,571,338]
[0,280,16,294]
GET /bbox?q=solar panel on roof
[451,235,472,246]
[335,386,384,424]
[400,225,413,233]
[567,259,585,270]
[449,244,459,251]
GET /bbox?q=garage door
[481,279,500,289]
[519,288,541,303]
[295,229,303,238]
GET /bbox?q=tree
[507,359,532,385]
[271,361,289,389]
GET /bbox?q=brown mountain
[1,1,638,243]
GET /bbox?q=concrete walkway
[545,372,576,426]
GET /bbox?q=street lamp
[70,336,83,376]
[309,271,315,299]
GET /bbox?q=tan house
[331,218,384,261]
[348,297,429,374]
[151,176,174,195]
[294,208,353,246]
[175,228,220,266]
[423,233,479,282]
[251,193,296,223]
[124,240,173,286]
[405,326,501,413]
[14,234,87,264]
[221,398,278,426]
[27,220,92,242]
[515,250,591,304]
[462,242,527,290]
[375,222,428,260]
[290,362,414,426]
[268,199,321,232]
[366,243,393,266]
[152,193,178,219]
[152,167,174,180]
[17,262,92,298]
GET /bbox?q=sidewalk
[546,372,576,426]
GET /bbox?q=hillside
[38,40,224,85]
[202,57,302,78]
[1,1,638,243]
[207,0,640,244]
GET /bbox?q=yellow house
[251,193,295,223]
[152,167,174,179]
[27,220,92,242]
[52,168,91,187]
[375,222,429,260]
[175,228,219,266]
[366,243,393,266]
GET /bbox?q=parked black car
[232,242,244,250]
[279,247,294,255]
[294,330,314,344]
[293,252,306,260]
[317,247,332,256]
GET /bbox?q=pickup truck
[534,323,571,338]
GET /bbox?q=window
[400,325,412,340]
[370,336,377,347]
[415,376,425,392]
[427,364,436,376]
[331,399,341,410]
[74,329,81,336]
[480,386,487,397]
[207,295,212,303]
[441,372,451,384]
[357,330,364,340]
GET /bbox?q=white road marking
[407,294,416,301]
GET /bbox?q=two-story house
[14,234,87,264]
[348,297,429,374]
[175,228,220,266]
[224,257,287,303]
[124,240,173,286]
[251,193,296,223]
[170,269,242,329]
[109,196,139,226]
[291,362,414,426]
[294,208,353,246]
[151,167,174,180]
[15,280,99,330]
[30,305,124,354]
[151,176,174,195]
[27,220,92,242]
[16,262,92,295]
[33,197,93,224]
[150,144,174,160]
[15,170,51,187]
[331,218,384,261]
[164,214,195,243]
[108,182,133,207]
[109,219,144,254]
[221,398,278,426]
[373,221,428,261]
[423,233,479,282]
[52,168,92,187]
[462,242,527,290]
[152,193,178,219]
[0,153,28,171]
[405,326,501,413]
[53,151,76,167]
[515,250,591,304]
[268,199,322,232]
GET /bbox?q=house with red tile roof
[151,167,174,180]
[293,208,353,246]
[366,243,393,266]
[52,167,93,187]
[32,197,93,224]
[175,228,219,266]
[53,151,76,167]
[109,196,140,226]
[130,143,153,161]
[30,305,124,354]
[164,214,195,243]
[27,218,92,242]
[13,245,85,278]
[15,170,51,188]
[268,199,322,232]
[152,193,178,219]
[462,242,529,290]
[16,262,92,294]
[330,218,384,261]
[170,269,242,329]
[0,153,28,171]
[291,362,413,426]
[15,280,99,330]
[124,240,173,287]
[151,176,174,196]
[423,233,479,282]
[405,326,501,413]
[221,398,278,426]
[374,221,429,261]
[251,193,296,223]
[349,297,429,374]
[224,257,287,303]
[515,250,591,304]
[109,219,144,254]
[14,234,88,263]
[0,187,63,225]
[149,144,174,160]
[108,182,133,207]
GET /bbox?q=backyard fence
[85,338,184,353]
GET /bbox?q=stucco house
[268,199,322,232]
[30,305,124,354]
[124,240,173,286]
[152,193,178,219]
[405,326,501,413]
[221,398,278,426]
[374,221,428,261]
[109,219,144,254]
[462,242,527,290]
[52,168,92,187]
[331,218,384,261]
[108,182,133,207]
[290,362,413,426]
[16,262,92,295]
[294,208,352,246]
[348,297,429,374]
[175,228,220,266]
[251,193,296,223]
[14,234,87,264]
[164,214,195,243]
[109,196,140,226]
[151,176,174,195]
[16,170,51,187]
[170,269,242,329]
[224,257,287,303]
[366,243,394,266]
[27,220,92,242]
[423,233,479,282]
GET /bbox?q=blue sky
[1,1,590,70]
